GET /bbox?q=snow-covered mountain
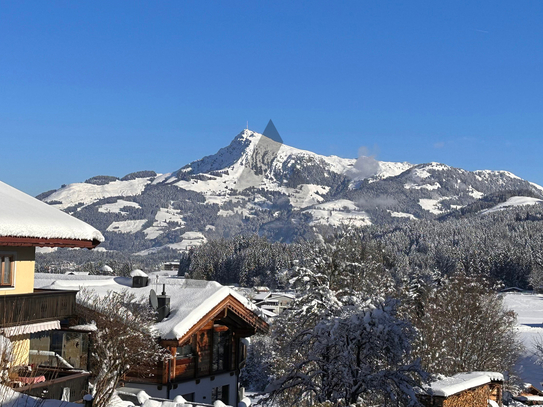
[38,129,543,253]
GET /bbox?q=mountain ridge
[38,128,543,253]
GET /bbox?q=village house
[417,371,503,407]
[35,271,269,406]
[251,291,295,316]
[0,180,104,402]
[513,384,543,405]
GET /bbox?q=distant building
[162,261,180,271]
[252,292,295,315]
[513,384,543,405]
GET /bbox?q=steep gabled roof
[0,181,103,248]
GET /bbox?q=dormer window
[1,255,14,287]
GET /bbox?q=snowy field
[504,292,543,387]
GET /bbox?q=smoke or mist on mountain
[346,146,380,181]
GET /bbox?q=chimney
[157,284,170,322]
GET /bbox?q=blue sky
[2,1,543,196]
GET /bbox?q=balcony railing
[13,367,90,402]
[0,289,77,327]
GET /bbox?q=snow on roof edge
[0,180,104,244]
[423,372,504,397]
[164,285,267,340]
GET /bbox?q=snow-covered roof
[34,272,267,341]
[130,269,148,277]
[253,292,271,301]
[0,180,104,245]
[514,395,543,402]
[268,292,296,300]
[423,372,504,397]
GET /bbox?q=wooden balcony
[0,289,77,327]
[13,367,90,402]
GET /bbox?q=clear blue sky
[2,1,543,196]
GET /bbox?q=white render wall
[129,371,239,406]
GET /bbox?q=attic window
[0,255,14,287]
[176,344,193,359]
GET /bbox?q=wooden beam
[234,328,257,337]
[0,236,101,249]
[176,295,269,344]
[194,333,199,379]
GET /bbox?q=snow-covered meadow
[504,292,543,387]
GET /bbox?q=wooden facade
[0,289,77,327]
[419,381,502,407]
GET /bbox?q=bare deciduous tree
[77,289,167,407]
[411,272,522,377]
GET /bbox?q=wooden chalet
[35,274,269,407]
[155,291,268,405]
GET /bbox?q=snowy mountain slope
[45,177,152,210]
[480,196,543,215]
[37,128,543,253]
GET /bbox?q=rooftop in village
[34,271,268,341]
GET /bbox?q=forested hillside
[181,204,543,290]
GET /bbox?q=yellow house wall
[10,334,30,366]
[0,246,35,295]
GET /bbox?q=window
[0,255,14,287]
[176,343,193,359]
[212,327,231,373]
[182,393,194,402]
[212,385,229,404]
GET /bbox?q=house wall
[0,246,35,295]
[11,333,30,366]
[132,372,238,406]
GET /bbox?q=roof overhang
[2,320,61,337]
[167,294,269,346]
[0,236,101,249]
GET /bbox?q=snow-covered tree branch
[77,289,167,407]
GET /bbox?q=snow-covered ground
[107,219,147,234]
[302,199,372,227]
[418,198,445,215]
[136,231,207,255]
[98,199,141,214]
[404,182,441,190]
[389,211,417,220]
[45,177,152,210]
[480,196,543,215]
[504,292,543,387]
[143,207,186,239]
